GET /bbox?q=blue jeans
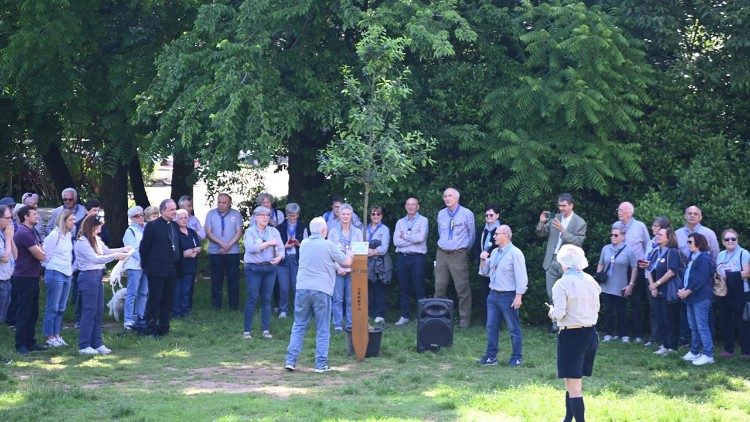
[173,272,195,317]
[124,269,148,325]
[484,291,523,361]
[42,269,71,337]
[210,253,240,309]
[332,274,352,329]
[396,253,426,319]
[78,270,104,349]
[286,289,332,369]
[244,264,276,332]
[0,279,10,323]
[687,299,714,357]
[277,255,299,314]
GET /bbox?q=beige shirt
[550,270,601,327]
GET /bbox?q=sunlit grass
[0,279,748,420]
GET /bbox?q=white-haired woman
[548,244,601,422]
[123,206,149,330]
[173,209,201,318]
[327,203,363,331]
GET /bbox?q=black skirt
[557,326,598,379]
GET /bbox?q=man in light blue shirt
[46,188,87,237]
[285,217,352,373]
[435,187,475,328]
[478,225,527,367]
[613,201,651,343]
[204,193,243,310]
[675,206,719,262]
[393,197,428,326]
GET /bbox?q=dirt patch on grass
[81,362,379,398]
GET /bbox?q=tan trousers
[434,249,472,326]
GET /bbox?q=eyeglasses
[63,197,76,202]
[132,214,144,218]
[371,212,381,216]
[610,234,620,237]
[724,237,737,242]
[485,214,496,217]
[687,240,694,245]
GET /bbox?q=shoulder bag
[594,245,626,284]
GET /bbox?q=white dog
[107,288,127,322]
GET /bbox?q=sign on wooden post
[350,242,369,362]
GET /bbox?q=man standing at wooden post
[434,187,475,328]
[285,217,352,373]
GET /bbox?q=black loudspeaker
[417,298,454,352]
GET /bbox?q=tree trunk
[39,133,76,196]
[362,183,370,237]
[171,147,194,203]
[101,163,128,248]
[128,154,150,208]
[287,128,327,203]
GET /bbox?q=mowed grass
[0,278,749,421]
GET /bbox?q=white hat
[556,244,588,270]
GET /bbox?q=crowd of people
[0,189,747,376]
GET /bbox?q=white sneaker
[46,338,61,347]
[262,330,273,339]
[394,316,410,326]
[243,332,252,340]
[654,346,668,355]
[634,337,643,343]
[96,345,112,355]
[279,312,287,319]
[79,347,98,355]
[621,336,631,343]
[602,335,614,342]
[374,317,385,324]
[56,336,68,346]
[682,351,700,361]
[692,354,714,366]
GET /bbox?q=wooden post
[350,254,369,362]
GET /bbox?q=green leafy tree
[318,24,436,229]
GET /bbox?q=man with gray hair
[139,199,181,337]
[434,187,475,328]
[613,201,651,343]
[204,193,243,310]
[46,188,87,236]
[276,202,308,319]
[478,225,528,367]
[285,217,352,373]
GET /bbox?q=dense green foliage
[2,0,749,319]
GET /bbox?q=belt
[489,289,515,294]
[398,252,424,256]
[251,262,273,266]
[439,248,466,254]
[559,324,593,331]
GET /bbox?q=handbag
[713,274,728,297]
[743,302,750,322]
[595,245,626,284]
[666,249,682,304]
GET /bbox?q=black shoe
[30,343,49,352]
[16,346,30,356]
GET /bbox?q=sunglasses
[610,234,620,237]
[724,237,737,242]
[371,212,382,216]
[132,214,144,218]
[485,214,496,217]
[63,197,77,202]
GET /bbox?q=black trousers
[144,267,177,336]
[13,276,39,350]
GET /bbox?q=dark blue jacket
[683,251,713,304]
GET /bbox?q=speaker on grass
[416,298,453,352]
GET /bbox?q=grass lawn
[0,277,749,421]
